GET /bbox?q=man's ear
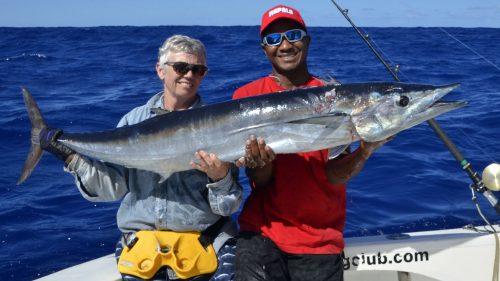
[303,35,311,46]
[155,63,164,80]
[261,43,271,57]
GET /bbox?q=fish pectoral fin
[289,113,350,129]
[328,144,350,159]
[228,113,350,136]
[158,173,172,183]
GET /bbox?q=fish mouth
[427,83,465,117]
[425,100,467,118]
[432,100,467,110]
[406,83,466,128]
[431,83,460,102]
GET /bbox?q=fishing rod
[329,0,500,214]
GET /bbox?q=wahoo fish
[18,82,464,184]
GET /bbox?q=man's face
[261,19,310,73]
[156,51,206,102]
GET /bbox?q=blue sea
[1,26,499,280]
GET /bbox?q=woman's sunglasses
[165,61,208,76]
[261,29,307,46]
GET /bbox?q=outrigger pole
[329,0,500,214]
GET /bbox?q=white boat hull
[344,225,499,280]
[35,225,499,281]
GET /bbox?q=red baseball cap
[260,5,307,36]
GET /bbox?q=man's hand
[359,137,394,160]
[39,128,75,162]
[236,135,275,169]
[191,150,230,182]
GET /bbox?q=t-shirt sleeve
[233,85,249,100]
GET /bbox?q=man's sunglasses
[262,29,308,46]
[165,61,208,76]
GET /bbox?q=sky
[1,0,500,28]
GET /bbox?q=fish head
[351,83,465,142]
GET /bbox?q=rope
[471,186,499,281]
[439,27,500,73]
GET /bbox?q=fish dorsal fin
[151,107,170,116]
[316,74,341,86]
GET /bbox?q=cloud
[468,5,497,11]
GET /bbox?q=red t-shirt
[233,75,347,254]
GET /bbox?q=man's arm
[191,151,243,216]
[325,139,391,184]
[206,164,243,216]
[64,154,129,202]
[39,128,130,202]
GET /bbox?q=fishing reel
[483,163,500,191]
[473,163,500,216]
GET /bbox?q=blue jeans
[115,238,236,281]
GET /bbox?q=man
[40,35,242,281]
[233,5,389,281]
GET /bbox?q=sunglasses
[164,61,208,76]
[262,29,308,46]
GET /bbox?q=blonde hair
[158,35,207,66]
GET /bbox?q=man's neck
[271,68,311,90]
[163,94,196,112]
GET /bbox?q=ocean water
[1,26,499,280]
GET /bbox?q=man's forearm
[325,147,370,184]
[246,162,274,188]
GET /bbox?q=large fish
[18,82,465,184]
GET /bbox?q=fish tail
[17,88,47,185]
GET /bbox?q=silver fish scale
[56,82,463,178]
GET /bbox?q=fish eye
[398,95,410,107]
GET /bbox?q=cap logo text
[268,7,294,18]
